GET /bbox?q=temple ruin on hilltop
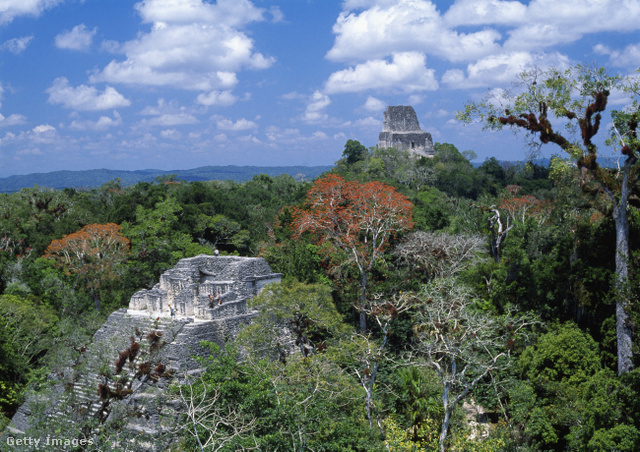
[7,255,282,451]
[378,105,434,157]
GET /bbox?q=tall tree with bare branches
[410,278,535,452]
[459,65,639,374]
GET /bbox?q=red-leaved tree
[292,174,414,332]
[44,223,130,310]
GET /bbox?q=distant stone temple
[378,105,434,157]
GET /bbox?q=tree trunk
[613,191,634,375]
[439,383,451,452]
[87,277,100,311]
[359,271,367,333]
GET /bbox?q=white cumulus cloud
[89,0,274,91]
[594,43,640,68]
[363,96,386,112]
[302,91,331,124]
[197,90,238,107]
[445,0,640,51]
[32,124,55,133]
[442,51,571,89]
[55,24,97,51]
[325,0,640,95]
[327,1,501,64]
[47,77,131,111]
[444,0,527,26]
[0,0,63,25]
[0,113,27,127]
[69,112,122,130]
[216,117,257,131]
[145,113,198,127]
[1,36,34,54]
[325,52,438,94]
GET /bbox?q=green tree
[238,280,351,359]
[183,343,384,451]
[478,156,506,195]
[412,187,450,231]
[513,323,603,450]
[0,294,58,419]
[576,368,640,451]
[431,143,482,198]
[460,65,639,374]
[122,197,211,289]
[43,223,130,311]
[343,139,369,164]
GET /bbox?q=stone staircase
[64,311,188,425]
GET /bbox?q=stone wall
[381,105,422,132]
[129,255,282,317]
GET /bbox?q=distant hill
[0,165,333,193]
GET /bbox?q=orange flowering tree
[44,223,130,311]
[292,174,414,332]
[499,185,552,226]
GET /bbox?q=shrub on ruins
[239,280,351,360]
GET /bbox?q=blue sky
[2,0,640,177]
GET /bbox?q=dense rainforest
[2,67,640,451]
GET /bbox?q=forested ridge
[1,66,640,451]
[0,165,332,193]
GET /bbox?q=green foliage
[382,416,439,451]
[184,343,384,451]
[0,294,58,384]
[261,242,332,285]
[574,368,640,451]
[512,323,602,450]
[412,187,450,231]
[431,143,483,198]
[0,117,637,451]
[588,424,640,452]
[391,366,443,432]
[343,139,369,164]
[240,280,351,359]
[520,322,600,388]
[122,197,213,288]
